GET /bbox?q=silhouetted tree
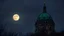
[26,32,34,36]
[0,23,7,36]
[0,24,7,36]
[7,32,18,36]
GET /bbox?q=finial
[43,0,46,13]
[44,0,45,4]
[44,2,45,4]
[44,0,46,6]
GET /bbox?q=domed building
[34,2,55,36]
[29,0,64,36]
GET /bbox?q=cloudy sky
[0,0,64,34]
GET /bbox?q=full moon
[13,14,20,21]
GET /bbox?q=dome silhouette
[38,13,52,20]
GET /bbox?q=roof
[38,13,52,20]
[37,1,52,20]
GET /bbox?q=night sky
[0,0,64,34]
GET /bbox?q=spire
[43,0,46,13]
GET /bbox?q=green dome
[38,13,52,20]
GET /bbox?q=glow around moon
[13,14,20,21]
